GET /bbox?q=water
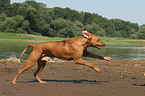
[87,47,145,60]
[0,40,145,60]
[0,40,34,60]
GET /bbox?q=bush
[0,15,30,33]
[85,23,106,37]
[130,32,145,39]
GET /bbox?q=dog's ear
[82,30,91,39]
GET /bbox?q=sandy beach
[0,59,145,96]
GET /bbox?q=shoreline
[1,32,145,44]
[1,57,145,63]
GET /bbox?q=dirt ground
[0,59,145,96]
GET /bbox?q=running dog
[12,29,111,84]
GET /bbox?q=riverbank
[0,32,68,42]
[0,59,145,96]
[1,32,145,44]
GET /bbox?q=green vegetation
[0,0,145,39]
[0,32,145,45]
[0,32,68,41]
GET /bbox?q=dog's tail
[20,44,35,62]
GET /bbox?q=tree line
[0,0,145,39]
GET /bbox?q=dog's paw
[104,57,112,61]
[11,81,16,84]
[94,67,102,73]
[39,81,47,83]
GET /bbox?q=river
[0,40,145,60]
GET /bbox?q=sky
[11,0,145,26]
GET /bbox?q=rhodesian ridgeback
[12,29,111,84]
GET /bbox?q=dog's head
[82,30,106,49]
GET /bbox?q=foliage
[0,0,144,39]
[0,14,30,33]
[0,0,10,13]
[130,25,145,39]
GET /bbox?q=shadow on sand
[18,79,108,84]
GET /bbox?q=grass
[101,37,145,44]
[0,32,145,44]
[0,32,67,41]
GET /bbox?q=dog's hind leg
[12,49,42,84]
[34,60,47,83]
[12,61,36,84]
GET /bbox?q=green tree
[139,25,145,34]
[83,12,95,25]
[72,21,84,36]
[51,18,77,37]
[53,7,84,22]
[130,25,145,39]
[21,20,30,33]
[110,19,139,37]
[0,15,30,33]
[0,12,7,21]
[137,25,145,39]
[64,7,84,22]
[38,8,54,24]
[0,0,141,38]
[85,23,106,36]
[35,8,54,36]
[0,12,7,31]
[0,0,10,13]
[25,0,47,10]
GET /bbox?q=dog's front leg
[74,58,102,73]
[83,49,112,61]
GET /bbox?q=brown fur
[12,30,111,84]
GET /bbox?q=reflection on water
[0,40,145,60]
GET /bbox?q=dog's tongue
[97,46,101,49]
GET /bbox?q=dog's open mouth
[95,45,101,49]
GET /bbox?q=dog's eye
[97,38,100,42]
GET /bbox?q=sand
[0,59,145,96]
